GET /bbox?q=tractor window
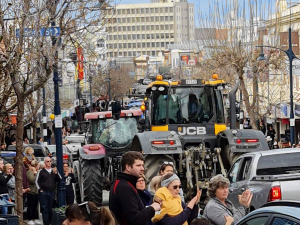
[214,90,225,123]
[91,118,138,148]
[169,87,214,124]
[152,89,168,125]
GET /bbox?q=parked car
[46,145,73,167]
[235,201,300,225]
[227,148,300,211]
[6,144,51,163]
[1,151,17,164]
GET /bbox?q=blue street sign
[16,27,60,37]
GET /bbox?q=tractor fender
[78,144,106,160]
[218,129,269,153]
[132,131,182,154]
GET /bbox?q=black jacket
[0,173,12,195]
[36,168,61,191]
[109,172,155,225]
[64,173,76,196]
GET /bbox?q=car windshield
[168,87,214,124]
[91,118,138,148]
[47,146,56,153]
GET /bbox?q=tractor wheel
[144,154,175,184]
[80,158,104,206]
[221,144,243,171]
[73,161,81,204]
[230,152,243,164]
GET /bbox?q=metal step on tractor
[72,105,143,206]
[131,74,269,201]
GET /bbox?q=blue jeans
[39,191,55,225]
[0,195,9,215]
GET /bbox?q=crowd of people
[0,149,254,225]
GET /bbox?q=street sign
[55,114,63,128]
[74,99,80,107]
[16,27,61,37]
[188,60,196,66]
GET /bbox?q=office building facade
[105,0,194,58]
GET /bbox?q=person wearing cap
[152,173,201,225]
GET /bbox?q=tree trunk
[15,95,25,225]
[32,119,37,144]
[239,76,258,130]
[0,115,8,144]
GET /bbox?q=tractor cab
[85,110,142,152]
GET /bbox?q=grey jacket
[203,198,247,225]
[5,175,15,201]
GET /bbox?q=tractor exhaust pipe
[229,81,240,129]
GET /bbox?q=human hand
[224,215,234,225]
[238,189,253,208]
[52,167,58,174]
[151,202,161,211]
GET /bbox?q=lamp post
[257,27,298,145]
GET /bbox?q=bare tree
[196,0,287,129]
[0,0,114,222]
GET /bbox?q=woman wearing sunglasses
[152,173,201,225]
[63,201,116,225]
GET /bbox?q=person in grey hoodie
[203,175,253,225]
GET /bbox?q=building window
[114,52,117,57]
[155,8,159,13]
[136,8,140,14]
[166,34,169,38]
[132,17,136,23]
[151,25,155,30]
[132,26,135,31]
[122,9,126,14]
[127,9,130,14]
[151,33,155,39]
[123,43,127,48]
[155,16,159,22]
[110,52,113,57]
[141,8,145,13]
[114,35,117,40]
[132,34,136,39]
[152,51,155,56]
[118,26,121,31]
[131,9,135,14]
[137,26,140,31]
[133,43,136,48]
[156,25,159,30]
[123,35,127,40]
[142,34,145,39]
[160,25,164,30]
[113,27,117,32]
[141,25,145,31]
[160,8,163,13]
[165,25,169,30]
[122,18,126,23]
[128,51,132,56]
[160,16,164,21]
[127,17,131,23]
[165,7,168,13]
[128,43,132,48]
[147,43,150,47]
[147,34,150,39]
[152,42,155,47]
[146,25,150,30]
[124,52,127,56]
[165,16,168,21]
[119,52,122,56]
[156,33,160,39]
[137,17,140,22]
[117,9,121,14]
[161,42,164,47]
[118,35,122,40]
[137,34,140,39]
[117,18,121,23]
[128,34,131,39]
[141,17,145,22]
[170,7,173,13]
[142,43,146,47]
[133,51,137,56]
[97,39,105,48]
[118,43,122,48]
[170,16,173,21]
[151,17,154,22]
[161,33,164,38]
[127,26,131,31]
[146,8,149,14]
[114,43,117,48]
[156,42,160,47]
[151,8,154,13]
[146,17,150,22]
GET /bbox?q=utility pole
[89,64,93,112]
[51,19,65,206]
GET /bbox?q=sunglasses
[78,202,90,219]
[137,179,145,183]
[163,161,174,166]
[172,185,182,190]
[45,160,52,162]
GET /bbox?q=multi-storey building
[105,0,194,58]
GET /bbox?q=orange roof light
[212,73,219,80]
[140,105,146,111]
[156,75,163,81]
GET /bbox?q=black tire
[80,158,104,206]
[144,154,175,184]
[73,161,81,204]
[221,144,243,171]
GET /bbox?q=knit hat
[161,174,180,187]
